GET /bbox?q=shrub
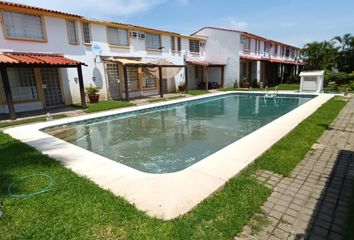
[325,72,350,86]
[287,75,300,83]
[85,85,100,95]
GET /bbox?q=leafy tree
[301,41,338,70]
[333,34,354,73]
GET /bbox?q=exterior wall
[0,12,205,108]
[194,28,241,88]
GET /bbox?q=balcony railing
[239,49,300,62]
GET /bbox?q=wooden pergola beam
[0,65,16,120]
[123,66,129,101]
[76,65,87,109]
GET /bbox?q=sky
[6,0,354,47]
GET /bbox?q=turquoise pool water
[45,93,314,173]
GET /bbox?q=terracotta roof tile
[0,52,83,66]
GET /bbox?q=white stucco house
[192,27,304,88]
[0,1,303,119]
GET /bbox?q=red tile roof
[0,1,81,17]
[0,52,84,66]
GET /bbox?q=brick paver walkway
[236,97,354,240]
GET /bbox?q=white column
[256,61,261,84]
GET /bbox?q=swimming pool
[5,92,333,219]
[44,93,314,173]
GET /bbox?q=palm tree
[332,33,353,51]
[301,41,338,70]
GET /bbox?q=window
[146,33,161,50]
[274,45,278,55]
[189,40,200,53]
[243,37,251,50]
[82,22,91,44]
[264,42,271,53]
[142,72,157,89]
[2,11,46,41]
[171,36,176,52]
[107,27,129,47]
[7,68,39,102]
[127,67,139,91]
[67,20,78,44]
[177,37,181,51]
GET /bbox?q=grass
[0,114,66,128]
[73,100,135,113]
[253,96,347,176]
[267,83,300,91]
[147,95,185,103]
[187,90,210,95]
[0,96,347,239]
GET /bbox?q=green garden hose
[8,173,53,198]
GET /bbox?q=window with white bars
[142,72,157,89]
[2,11,46,40]
[243,37,251,50]
[107,27,129,46]
[146,33,161,50]
[171,36,176,51]
[82,22,91,44]
[67,20,78,44]
[189,40,200,53]
[127,67,139,91]
[7,68,39,102]
[177,37,181,51]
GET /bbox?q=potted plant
[240,76,250,88]
[178,82,186,91]
[85,85,100,103]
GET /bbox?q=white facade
[193,28,241,88]
[0,5,205,113]
[299,71,324,93]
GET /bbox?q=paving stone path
[236,97,354,240]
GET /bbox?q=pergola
[0,52,87,120]
[186,60,225,90]
[107,58,189,101]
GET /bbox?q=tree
[301,41,338,70]
[332,33,353,51]
[333,33,354,73]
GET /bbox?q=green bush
[325,72,350,85]
[287,75,300,83]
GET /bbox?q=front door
[41,68,64,107]
[105,63,121,100]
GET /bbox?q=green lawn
[73,100,135,113]
[0,114,66,128]
[0,96,347,239]
[147,95,185,103]
[267,83,300,91]
[187,90,210,95]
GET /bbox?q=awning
[106,57,143,65]
[0,52,84,66]
[186,60,226,66]
[240,55,304,65]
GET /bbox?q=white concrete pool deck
[4,91,334,220]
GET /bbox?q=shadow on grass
[293,150,354,240]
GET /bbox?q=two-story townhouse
[192,27,303,88]
[0,1,206,119]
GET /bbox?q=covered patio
[103,57,188,101]
[0,52,87,120]
[186,60,225,90]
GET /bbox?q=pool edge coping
[4,91,335,220]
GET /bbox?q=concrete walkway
[236,97,354,240]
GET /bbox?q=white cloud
[220,17,248,30]
[5,0,167,19]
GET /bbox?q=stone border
[4,91,334,220]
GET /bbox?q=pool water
[45,93,314,173]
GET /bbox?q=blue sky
[7,0,354,47]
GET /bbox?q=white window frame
[66,19,79,45]
[1,10,47,41]
[189,39,200,53]
[107,26,129,47]
[145,33,161,50]
[81,22,92,45]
